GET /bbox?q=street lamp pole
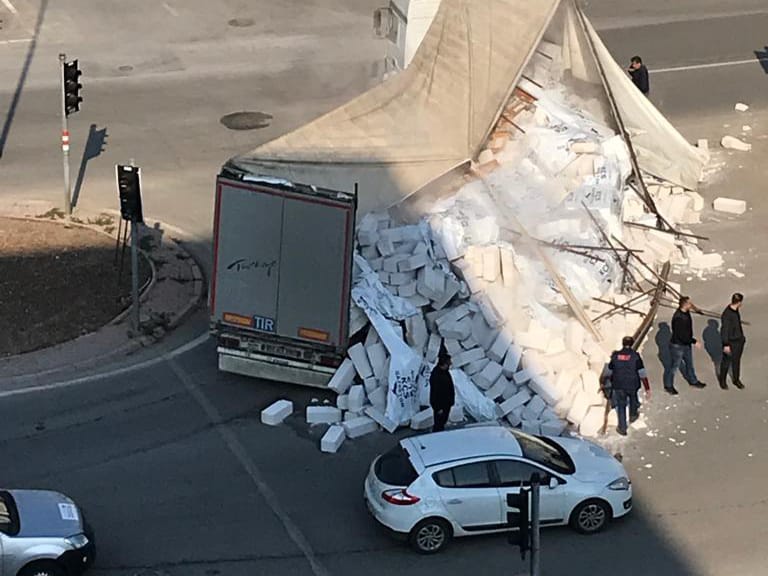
[58,53,71,215]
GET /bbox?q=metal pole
[530,475,541,576]
[58,53,71,216]
[130,218,140,330]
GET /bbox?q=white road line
[0,38,33,45]
[652,57,768,74]
[0,0,18,15]
[169,359,331,576]
[0,332,210,400]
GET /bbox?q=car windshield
[511,430,575,475]
[0,491,19,536]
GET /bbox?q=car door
[432,460,504,531]
[491,459,568,525]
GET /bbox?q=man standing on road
[430,354,455,432]
[601,336,651,436]
[719,293,746,390]
[664,296,707,395]
[628,56,650,96]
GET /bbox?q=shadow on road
[702,318,722,378]
[0,0,48,159]
[755,47,768,74]
[654,322,672,373]
[71,124,109,209]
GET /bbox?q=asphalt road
[2,1,768,575]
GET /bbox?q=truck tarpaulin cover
[230,0,704,215]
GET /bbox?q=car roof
[402,425,522,471]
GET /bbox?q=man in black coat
[664,296,706,395]
[719,292,746,389]
[430,354,455,432]
[628,56,650,96]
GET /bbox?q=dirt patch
[0,217,151,357]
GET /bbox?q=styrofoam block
[540,419,567,437]
[398,281,418,298]
[358,230,378,246]
[545,337,566,356]
[349,308,369,336]
[436,303,471,329]
[328,359,356,394]
[444,338,463,355]
[377,271,391,284]
[348,385,366,413]
[522,395,547,420]
[367,342,388,382]
[498,389,531,415]
[566,391,591,424]
[449,405,465,423]
[554,370,579,397]
[394,241,418,255]
[364,376,378,395]
[513,368,536,385]
[383,255,407,273]
[320,425,346,453]
[364,327,380,348]
[389,271,417,286]
[713,197,747,215]
[579,406,605,437]
[482,246,501,282]
[344,411,363,422]
[464,273,486,295]
[405,314,429,351]
[581,371,602,398]
[360,246,379,261]
[368,257,384,271]
[516,330,550,352]
[440,316,472,340]
[471,314,493,349]
[735,102,750,112]
[465,358,490,375]
[475,361,503,390]
[460,335,479,350]
[476,293,505,328]
[522,420,542,435]
[721,135,751,151]
[336,394,349,411]
[261,400,293,426]
[411,408,434,430]
[381,225,421,244]
[453,347,486,367]
[529,375,563,406]
[343,416,379,439]
[368,386,387,412]
[488,331,513,363]
[348,343,373,379]
[432,276,461,310]
[502,379,520,399]
[399,252,430,272]
[687,191,705,212]
[502,344,523,378]
[506,406,524,427]
[376,237,395,256]
[426,333,442,363]
[689,251,724,270]
[417,266,445,300]
[485,375,509,400]
[406,294,431,308]
[365,407,398,434]
[307,406,342,425]
[540,407,559,422]
[500,247,517,288]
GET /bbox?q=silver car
[0,489,94,576]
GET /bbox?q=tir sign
[253,315,275,333]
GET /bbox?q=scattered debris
[734,103,750,112]
[721,136,752,152]
[713,197,747,215]
[727,268,745,279]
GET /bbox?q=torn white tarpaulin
[351,254,418,321]
[451,369,499,422]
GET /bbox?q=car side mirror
[549,477,559,490]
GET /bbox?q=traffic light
[117,164,143,222]
[506,489,531,559]
[63,59,82,116]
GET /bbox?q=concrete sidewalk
[0,198,206,388]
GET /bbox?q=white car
[364,425,632,553]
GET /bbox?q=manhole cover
[220,111,273,130]
[118,65,134,72]
[228,17,255,27]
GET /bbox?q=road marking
[651,57,768,74]
[0,0,18,15]
[0,38,33,45]
[162,1,178,17]
[0,332,210,400]
[168,359,331,576]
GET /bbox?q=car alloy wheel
[571,500,610,534]
[410,518,451,554]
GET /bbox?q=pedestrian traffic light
[116,164,143,223]
[506,489,531,559]
[63,59,82,116]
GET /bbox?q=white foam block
[713,197,747,215]
[336,393,349,411]
[426,333,442,363]
[484,375,509,400]
[444,338,463,355]
[500,247,517,287]
[506,406,524,427]
[328,359,356,394]
[721,135,751,151]
[436,303,471,328]
[440,316,472,340]
[367,343,388,383]
[687,191,705,212]
[261,400,294,426]
[365,407,398,433]
[406,314,429,350]
[449,405,465,423]
[522,420,541,435]
[488,331,513,363]
[348,385,367,413]
[566,390,592,425]
[320,425,346,453]
[502,344,523,377]
[364,376,378,395]
[432,277,461,310]
[411,408,434,430]
[453,348,486,367]
[529,375,563,406]
[389,271,417,286]
[475,361,503,390]
[399,252,430,272]
[476,293,505,328]
[579,406,605,437]
[540,419,567,437]
[368,386,387,411]
[465,358,490,375]
[498,389,531,415]
[522,395,547,420]
[502,379,520,399]
[306,406,342,425]
[513,368,535,385]
[343,416,379,438]
[482,246,501,282]
[348,343,373,379]
[398,281,418,297]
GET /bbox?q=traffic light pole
[130,216,140,330]
[530,476,541,576]
[58,53,71,216]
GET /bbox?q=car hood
[553,437,628,484]
[10,490,83,538]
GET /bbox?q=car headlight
[66,533,89,549]
[608,477,631,491]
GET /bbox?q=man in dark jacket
[664,296,706,394]
[719,293,746,389]
[430,354,455,432]
[628,56,650,96]
[600,336,651,436]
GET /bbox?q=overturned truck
[210,0,708,440]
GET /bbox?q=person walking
[429,354,455,432]
[601,336,651,436]
[628,56,650,96]
[719,293,746,389]
[664,296,706,395]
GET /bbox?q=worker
[719,292,746,389]
[601,336,651,436]
[429,353,455,432]
[628,55,650,96]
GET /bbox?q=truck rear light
[382,489,421,506]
